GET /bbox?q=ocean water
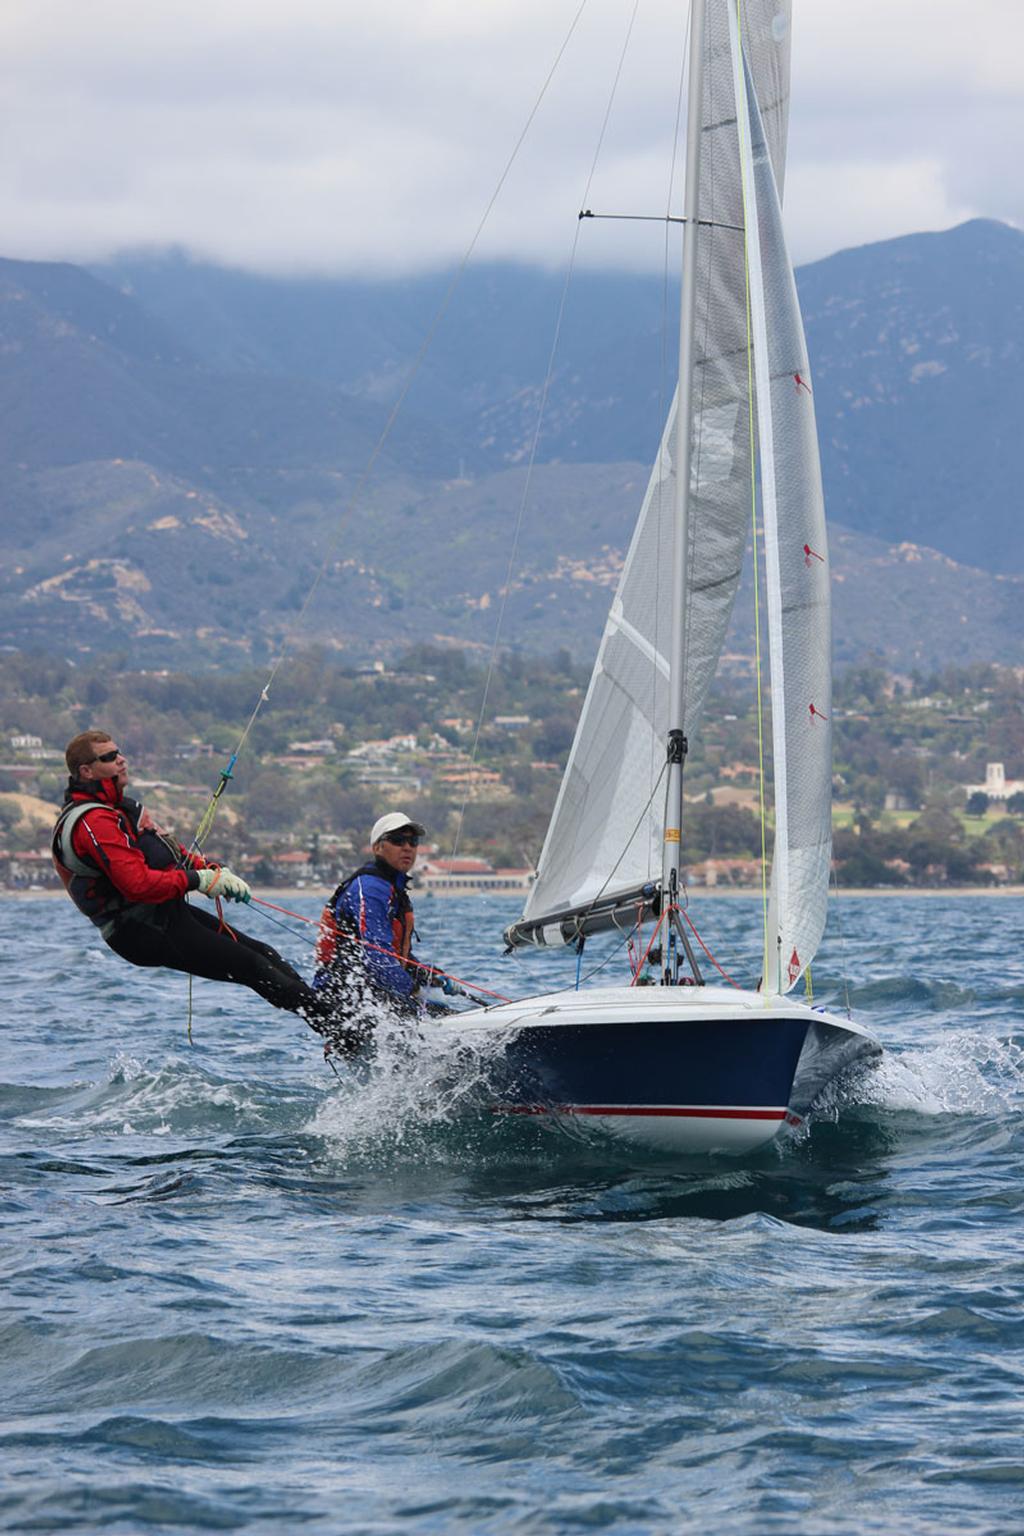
[2,891,1023,1535]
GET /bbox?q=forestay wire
[189,0,594,851]
[450,0,644,865]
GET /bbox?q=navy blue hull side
[491,1016,810,1112]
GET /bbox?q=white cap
[370,810,426,844]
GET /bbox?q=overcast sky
[2,0,1020,277]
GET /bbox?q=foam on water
[843,1030,1024,1118]
[310,999,519,1160]
[12,1051,312,1142]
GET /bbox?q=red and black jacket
[52,777,204,938]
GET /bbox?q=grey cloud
[0,0,1020,275]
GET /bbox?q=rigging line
[733,0,771,998]
[188,0,594,850]
[510,763,660,959]
[576,925,635,988]
[449,0,643,866]
[248,896,513,1003]
[257,890,509,997]
[830,857,853,1019]
[678,907,741,989]
[580,213,743,231]
[250,902,316,947]
[584,212,686,224]
[577,758,667,926]
[629,905,669,984]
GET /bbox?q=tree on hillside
[534,712,577,761]
[982,819,1024,878]
[238,769,305,833]
[913,804,965,842]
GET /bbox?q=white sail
[521,1,792,932]
[731,9,831,994]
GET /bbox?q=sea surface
[2,891,1022,1535]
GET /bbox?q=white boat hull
[451,984,880,1156]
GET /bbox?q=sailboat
[450,0,881,1154]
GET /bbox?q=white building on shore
[415,858,534,895]
[963,763,1024,801]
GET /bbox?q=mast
[661,0,707,983]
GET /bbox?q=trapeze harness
[315,859,416,982]
[52,791,191,941]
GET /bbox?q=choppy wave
[4,893,1024,1533]
[843,1030,1024,1118]
[844,975,979,1010]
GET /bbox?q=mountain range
[0,218,1020,671]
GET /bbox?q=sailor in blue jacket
[314,811,451,1008]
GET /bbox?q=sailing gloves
[196,866,252,904]
[410,964,459,997]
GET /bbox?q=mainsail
[510,0,794,948]
[731,12,832,993]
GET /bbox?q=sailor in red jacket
[53,729,338,1029]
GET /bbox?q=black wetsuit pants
[106,903,322,1017]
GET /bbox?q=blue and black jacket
[314,857,417,998]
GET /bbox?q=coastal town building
[8,735,61,761]
[287,739,336,756]
[433,767,509,800]
[963,763,1024,801]
[687,856,762,888]
[415,857,533,895]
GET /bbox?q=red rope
[249,895,513,1004]
[626,903,742,990]
[629,907,669,986]
[678,907,741,989]
[214,895,237,940]
[251,894,738,1000]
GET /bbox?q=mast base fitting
[667,729,688,764]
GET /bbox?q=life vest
[315,859,415,973]
[52,790,181,940]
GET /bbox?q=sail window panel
[693,402,741,484]
[614,463,675,665]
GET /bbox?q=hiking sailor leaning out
[314,811,455,1008]
[52,729,338,1031]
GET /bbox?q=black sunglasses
[91,748,121,763]
[385,833,419,847]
